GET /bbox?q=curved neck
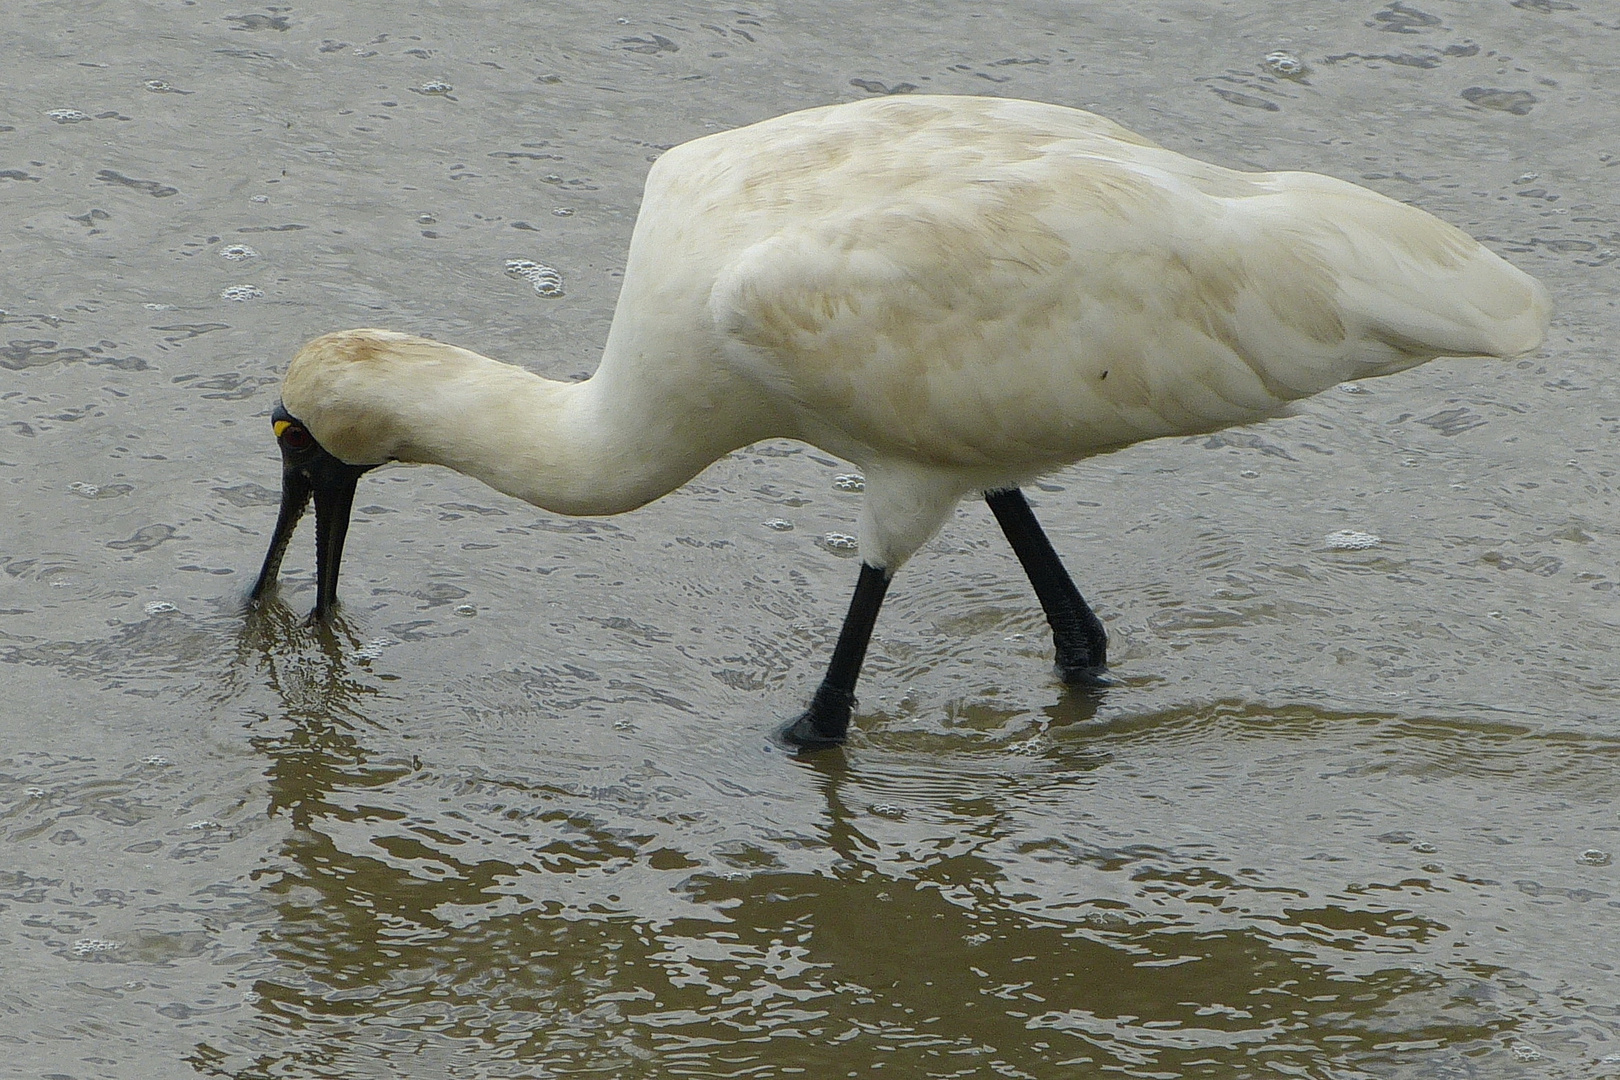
[396,354,768,518]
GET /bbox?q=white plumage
[253,95,1550,748]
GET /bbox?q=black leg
[985,488,1109,684]
[780,563,891,750]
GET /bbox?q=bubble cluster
[47,108,91,123]
[143,600,177,614]
[413,81,453,96]
[763,518,794,531]
[833,473,866,492]
[1577,849,1612,866]
[220,284,263,301]
[1263,50,1305,78]
[72,939,121,956]
[1324,529,1381,550]
[220,243,259,261]
[819,532,859,554]
[352,638,396,662]
[505,259,565,297]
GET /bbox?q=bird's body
[256,95,1549,748]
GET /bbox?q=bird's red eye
[282,425,313,450]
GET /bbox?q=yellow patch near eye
[273,419,291,438]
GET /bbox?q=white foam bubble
[505,259,564,297]
[1263,50,1304,77]
[1324,530,1381,551]
[820,532,859,553]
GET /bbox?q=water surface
[3,0,1618,1076]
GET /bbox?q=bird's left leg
[780,562,891,750]
[985,488,1109,685]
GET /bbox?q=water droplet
[220,243,259,261]
[1263,50,1305,78]
[552,207,574,216]
[219,284,263,301]
[612,717,636,731]
[412,80,453,96]
[143,601,177,615]
[140,755,171,767]
[144,80,184,93]
[453,603,477,617]
[1340,382,1368,394]
[505,259,564,297]
[143,302,176,310]
[832,473,866,492]
[1513,172,1540,185]
[1577,849,1612,866]
[250,194,269,203]
[1239,469,1259,479]
[1411,841,1437,854]
[1324,529,1381,550]
[819,532,859,554]
[47,108,91,124]
[869,803,906,819]
[25,786,46,798]
[763,518,794,531]
[68,481,100,497]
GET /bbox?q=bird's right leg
[780,562,891,750]
[985,488,1110,685]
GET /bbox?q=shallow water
[3,0,1618,1076]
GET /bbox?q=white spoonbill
[249,95,1550,749]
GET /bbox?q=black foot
[777,685,855,751]
[1059,664,1114,689]
[778,711,848,751]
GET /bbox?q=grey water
[3,1,1618,1076]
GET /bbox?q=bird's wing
[709,163,1308,469]
[710,157,1548,471]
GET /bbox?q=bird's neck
[395,352,765,518]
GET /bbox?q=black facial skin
[251,402,375,618]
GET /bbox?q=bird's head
[249,329,438,619]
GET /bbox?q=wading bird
[249,95,1550,750]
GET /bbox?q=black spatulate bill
[250,403,375,619]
